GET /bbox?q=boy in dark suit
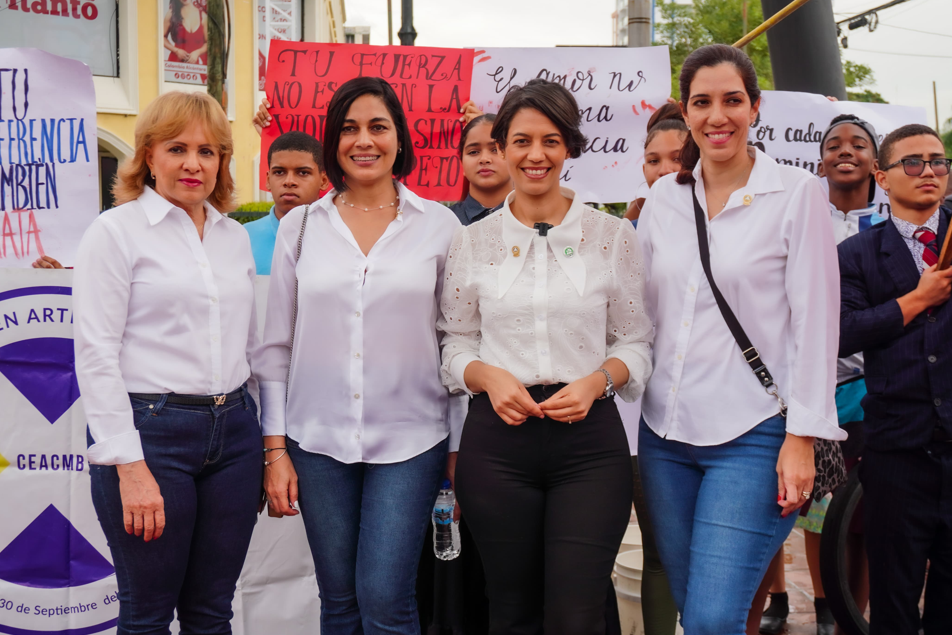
[838,123,952,635]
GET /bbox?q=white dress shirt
[829,200,886,384]
[74,187,259,465]
[638,149,846,445]
[256,182,467,464]
[439,188,653,403]
[891,209,940,275]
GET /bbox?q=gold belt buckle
[213,394,227,406]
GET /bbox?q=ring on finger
[801,491,812,499]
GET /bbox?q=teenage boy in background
[246,131,327,274]
[759,114,885,635]
[838,123,952,635]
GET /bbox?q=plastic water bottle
[432,479,461,561]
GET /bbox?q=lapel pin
[743,194,753,206]
[511,246,520,257]
[564,247,575,258]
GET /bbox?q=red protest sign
[259,42,474,201]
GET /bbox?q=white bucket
[618,523,643,554]
[613,549,645,635]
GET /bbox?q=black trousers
[455,386,633,635]
[861,442,952,635]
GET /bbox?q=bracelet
[263,447,287,453]
[264,450,288,467]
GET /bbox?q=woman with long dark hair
[256,76,465,634]
[636,44,846,634]
[440,78,653,633]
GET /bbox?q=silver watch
[596,368,615,400]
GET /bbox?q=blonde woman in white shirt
[636,45,847,635]
[256,77,465,634]
[74,91,262,634]
[440,78,653,634]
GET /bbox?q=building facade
[3,0,346,209]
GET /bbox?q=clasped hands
[466,362,607,426]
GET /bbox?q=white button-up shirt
[74,187,259,465]
[828,200,886,384]
[439,188,653,403]
[256,183,466,464]
[638,149,845,445]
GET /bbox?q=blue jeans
[638,415,797,635]
[89,388,263,635]
[288,436,448,635]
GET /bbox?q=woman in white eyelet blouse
[438,78,653,633]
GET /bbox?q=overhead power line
[846,47,952,58]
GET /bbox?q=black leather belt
[129,387,244,406]
[933,427,952,443]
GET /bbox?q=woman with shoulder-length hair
[256,76,465,634]
[439,78,653,633]
[74,91,262,634]
[636,44,847,635]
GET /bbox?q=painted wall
[95,0,346,206]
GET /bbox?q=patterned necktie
[914,227,940,268]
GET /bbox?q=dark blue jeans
[288,436,448,635]
[89,388,263,635]
[638,415,797,635]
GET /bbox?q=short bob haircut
[490,79,587,159]
[323,77,416,192]
[112,91,236,212]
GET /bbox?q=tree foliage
[655,0,773,100]
[655,1,885,104]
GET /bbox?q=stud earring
[398,147,402,153]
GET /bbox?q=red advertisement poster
[260,41,474,202]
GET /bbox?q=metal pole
[398,0,416,46]
[756,0,847,99]
[934,81,941,133]
[387,0,393,45]
[627,0,651,47]
[735,0,811,49]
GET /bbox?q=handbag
[691,191,845,500]
[286,204,310,399]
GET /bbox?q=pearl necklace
[339,192,400,213]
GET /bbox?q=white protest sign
[749,90,928,214]
[470,46,671,204]
[0,48,99,268]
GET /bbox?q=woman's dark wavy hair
[644,102,687,149]
[676,44,761,185]
[322,77,416,192]
[490,79,588,159]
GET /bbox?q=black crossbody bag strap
[692,190,787,418]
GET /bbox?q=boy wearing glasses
[838,123,952,635]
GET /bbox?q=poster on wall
[0,0,119,78]
[750,91,928,214]
[0,48,98,269]
[470,46,672,204]
[258,0,300,91]
[162,0,210,85]
[0,271,322,635]
[260,41,475,202]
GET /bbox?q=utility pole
[387,0,393,45]
[627,0,651,47]
[398,0,416,46]
[760,0,846,99]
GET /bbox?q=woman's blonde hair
[112,91,236,212]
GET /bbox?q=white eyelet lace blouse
[438,187,653,403]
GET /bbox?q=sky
[343,0,952,130]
